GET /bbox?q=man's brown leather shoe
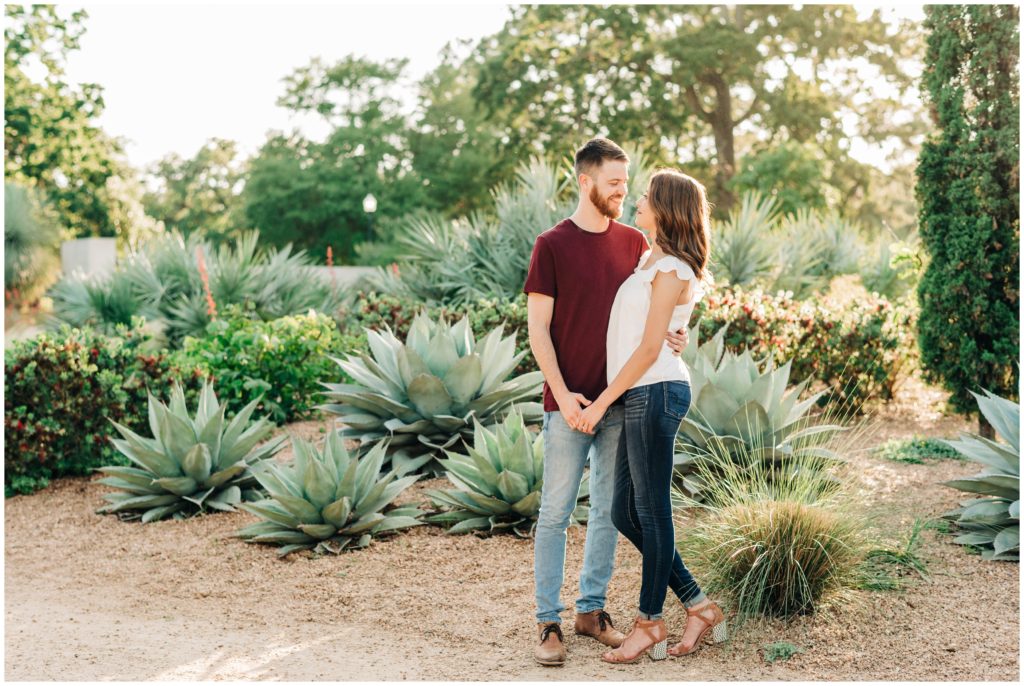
[574,609,625,648]
[534,622,566,666]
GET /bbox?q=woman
[577,168,726,663]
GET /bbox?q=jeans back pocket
[663,381,691,421]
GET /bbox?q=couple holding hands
[524,137,726,665]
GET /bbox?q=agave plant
[425,411,589,536]
[941,390,1020,561]
[96,381,285,522]
[236,435,426,557]
[674,323,845,500]
[322,313,543,474]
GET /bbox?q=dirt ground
[4,376,1020,681]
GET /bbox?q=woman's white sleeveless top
[606,250,705,388]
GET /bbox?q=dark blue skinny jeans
[611,380,706,619]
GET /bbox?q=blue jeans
[612,381,706,619]
[534,405,623,623]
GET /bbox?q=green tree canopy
[472,4,924,212]
[241,56,426,262]
[143,138,246,244]
[4,5,125,237]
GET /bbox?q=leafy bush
[172,305,362,424]
[49,230,346,346]
[4,321,205,497]
[692,285,917,408]
[96,381,285,522]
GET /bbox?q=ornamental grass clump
[236,435,425,557]
[96,381,285,522]
[425,411,589,536]
[675,449,871,619]
[322,312,543,475]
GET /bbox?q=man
[523,137,688,666]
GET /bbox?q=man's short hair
[574,137,629,179]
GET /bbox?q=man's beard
[590,185,624,219]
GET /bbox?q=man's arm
[527,292,590,430]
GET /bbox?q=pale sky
[61,2,513,169]
[51,2,924,173]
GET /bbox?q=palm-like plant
[49,230,346,346]
[236,435,425,557]
[363,157,576,307]
[426,411,589,535]
[96,381,285,522]
[769,209,829,298]
[941,390,1020,561]
[322,313,543,474]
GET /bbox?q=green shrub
[172,305,361,424]
[692,285,917,409]
[4,321,205,497]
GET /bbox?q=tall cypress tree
[916,5,1020,435]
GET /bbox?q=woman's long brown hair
[645,168,711,282]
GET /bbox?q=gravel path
[4,380,1019,680]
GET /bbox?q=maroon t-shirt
[523,218,648,412]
